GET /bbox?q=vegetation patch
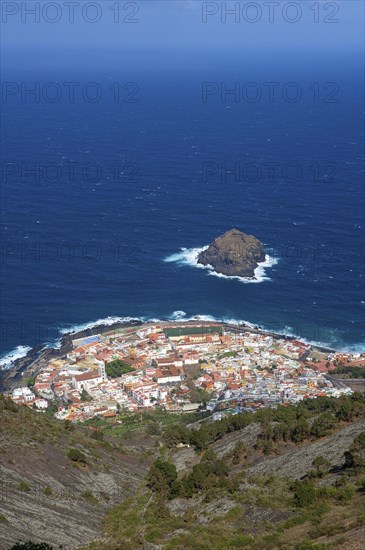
[67,447,88,465]
[105,359,135,378]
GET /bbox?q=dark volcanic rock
[197,228,266,278]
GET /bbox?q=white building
[34,398,48,410]
[131,382,167,407]
[72,371,104,392]
[12,387,35,403]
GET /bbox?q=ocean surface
[1,53,364,366]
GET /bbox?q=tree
[311,412,336,438]
[211,459,229,478]
[80,388,92,402]
[182,462,212,495]
[24,375,37,388]
[147,460,179,498]
[255,422,274,454]
[231,441,246,464]
[201,448,217,465]
[179,450,229,499]
[190,428,211,451]
[344,431,365,470]
[273,422,292,442]
[337,400,354,421]
[189,387,211,405]
[105,360,134,378]
[164,424,192,447]
[291,418,310,443]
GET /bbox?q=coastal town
[8,322,364,423]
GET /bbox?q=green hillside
[2,394,365,550]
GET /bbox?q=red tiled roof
[74,371,101,382]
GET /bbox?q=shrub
[230,534,255,546]
[0,395,19,413]
[82,490,98,504]
[84,416,108,428]
[336,483,355,502]
[291,480,317,507]
[311,455,330,477]
[91,430,104,441]
[296,542,325,550]
[146,420,162,436]
[67,447,87,464]
[19,481,31,492]
[63,419,75,431]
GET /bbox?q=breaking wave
[0,345,32,371]
[1,312,364,372]
[164,246,278,283]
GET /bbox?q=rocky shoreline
[0,318,338,393]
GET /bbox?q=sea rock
[197,228,266,278]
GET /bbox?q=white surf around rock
[164,246,278,283]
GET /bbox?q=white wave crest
[168,314,365,353]
[2,311,363,370]
[170,311,187,320]
[164,246,278,283]
[59,316,142,336]
[0,345,32,371]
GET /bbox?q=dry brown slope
[247,418,365,479]
[0,401,152,550]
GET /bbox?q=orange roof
[73,341,100,353]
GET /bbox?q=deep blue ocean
[1,52,364,365]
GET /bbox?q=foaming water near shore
[58,316,145,336]
[2,310,364,373]
[0,345,32,370]
[168,312,365,354]
[2,61,364,378]
[164,246,279,283]
[58,311,364,353]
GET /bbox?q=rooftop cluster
[10,323,363,422]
